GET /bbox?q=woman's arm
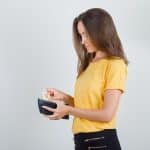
[68,89,122,122]
[45,88,74,107]
[43,89,122,122]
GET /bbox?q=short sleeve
[104,59,128,93]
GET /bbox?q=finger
[47,94,51,99]
[47,99,58,103]
[48,114,60,120]
[48,92,54,97]
[43,114,55,119]
[43,94,55,100]
[49,97,61,101]
[47,88,55,93]
[42,106,56,112]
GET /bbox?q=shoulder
[105,57,128,75]
[107,57,127,68]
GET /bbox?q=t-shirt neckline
[90,57,108,64]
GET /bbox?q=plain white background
[0,0,150,150]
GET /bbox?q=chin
[87,50,96,53]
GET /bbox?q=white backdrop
[0,0,150,150]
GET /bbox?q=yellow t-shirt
[72,57,128,134]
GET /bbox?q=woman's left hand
[42,100,70,120]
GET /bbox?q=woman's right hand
[43,88,68,102]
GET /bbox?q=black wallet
[38,98,69,120]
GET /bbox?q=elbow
[104,116,113,122]
[102,111,114,122]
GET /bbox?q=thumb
[47,89,55,96]
[49,91,54,96]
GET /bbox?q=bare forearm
[68,106,112,122]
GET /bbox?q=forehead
[77,21,86,34]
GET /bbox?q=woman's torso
[72,57,128,134]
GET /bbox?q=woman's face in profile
[77,21,97,53]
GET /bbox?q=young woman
[42,8,128,150]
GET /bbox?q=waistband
[74,129,117,139]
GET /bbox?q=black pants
[74,129,121,150]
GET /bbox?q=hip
[73,129,121,150]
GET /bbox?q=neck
[92,51,107,62]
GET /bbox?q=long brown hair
[72,8,129,78]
